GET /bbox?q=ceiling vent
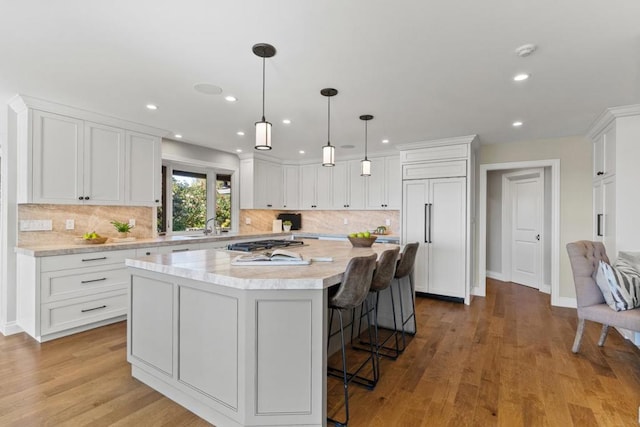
[515,44,537,57]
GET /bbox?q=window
[158,165,232,234]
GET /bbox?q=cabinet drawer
[41,266,129,303]
[403,160,466,180]
[400,143,468,163]
[40,291,127,335]
[40,249,136,272]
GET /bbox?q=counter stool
[353,247,402,361]
[327,253,377,427]
[394,242,419,351]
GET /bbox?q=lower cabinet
[16,249,135,342]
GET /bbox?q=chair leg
[327,310,349,427]
[598,324,610,347]
[396,277,407,351]
[572,318,586,353]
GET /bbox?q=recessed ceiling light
[193,83,223,95]
[382,139,389,144]
[513,73,530,82]
[283,119,291,124]
[237,131,245,136]
[299,150,305,154]
[513,121,523,127]
[225,95,237,102]
[236,149,243,153]
[174,134,182,138]
[146,104,158,110]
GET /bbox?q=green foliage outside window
[172,177,207,232]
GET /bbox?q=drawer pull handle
[81,277,107,284]
[81,305,107,313]
[172,248,189,252]
[82,257,107,262]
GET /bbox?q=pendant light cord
[364,120,368,160]
[261,56,266,121]
[327,96,331,145]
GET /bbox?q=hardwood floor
[2,279,639,426]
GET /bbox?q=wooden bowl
[348,236,377,247]
[81,237,108,244]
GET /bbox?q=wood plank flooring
[1,279,639,426]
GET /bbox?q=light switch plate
[65,219,75,230]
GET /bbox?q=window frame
[160,161,227,236]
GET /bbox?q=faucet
[204,217,218,235]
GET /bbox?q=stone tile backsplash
[239,209,400,235]
[18,204,155,246]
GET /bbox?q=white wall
[480,136,592,300]
[162,139,239,171]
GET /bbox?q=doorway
[477,160,561,306]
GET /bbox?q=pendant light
[253,43,276,150]
[321,88,338,166]
[359,114,373,176]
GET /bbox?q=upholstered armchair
[566,241,640,353]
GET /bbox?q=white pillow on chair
[595,260,640,311]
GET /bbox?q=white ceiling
[1,0,639,161]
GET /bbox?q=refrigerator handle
[425,203,432,243]
[597,214,603,237]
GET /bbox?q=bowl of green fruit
[81,231,108,244]
[347,231,377,247]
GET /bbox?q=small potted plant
[111,220,134,238]
[282,220,292,232]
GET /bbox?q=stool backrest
[370,247,400,292]
[330,254,377,309]
[395,242,419,279]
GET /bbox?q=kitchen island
[125,239,400,427]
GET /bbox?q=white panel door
[125,131,161,206]
[366,157,385,209]
[315,165,333,209]
[385,156,402,209]
[84,122,125,205]
[510,177,542,288]
[402,180,428,293]
[300,166,317,209]
[331,161,348,209]
[428,177,466,298]
[32,110,84,203]
[282,165,299,209]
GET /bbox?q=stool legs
[396,273,417,352]
[327,300,378,426]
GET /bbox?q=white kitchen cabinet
[332,160,366,209]
[300,164,333,209]
[403,178,466,298]
[366,156,401,209]
[587,105,640,257]
[282,165,299,210]
[10,95,166,206]
[16,249,136,342]
[125,131,161,205]
[239,158,282,209]
[399,135,478,304]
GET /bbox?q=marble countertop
[15,231,288,257]
[126,239,401,290]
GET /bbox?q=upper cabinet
[366,156,401,209]
[592,122,616,181]
[332,160,366,210]
[239,154,401,211]
[10,96,166,206]
[239,158,283,209]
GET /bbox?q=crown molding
[587,104,640,140]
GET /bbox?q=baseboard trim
[486,270,504,281]
[539,284,551,294]
[553,296,577,308]
[0,321,23,336]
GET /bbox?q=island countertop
[125,239,400,290]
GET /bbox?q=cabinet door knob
[84,196,90,200]
[155,199,160,203]
[596,171,604,176]
[78,196,84,200]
